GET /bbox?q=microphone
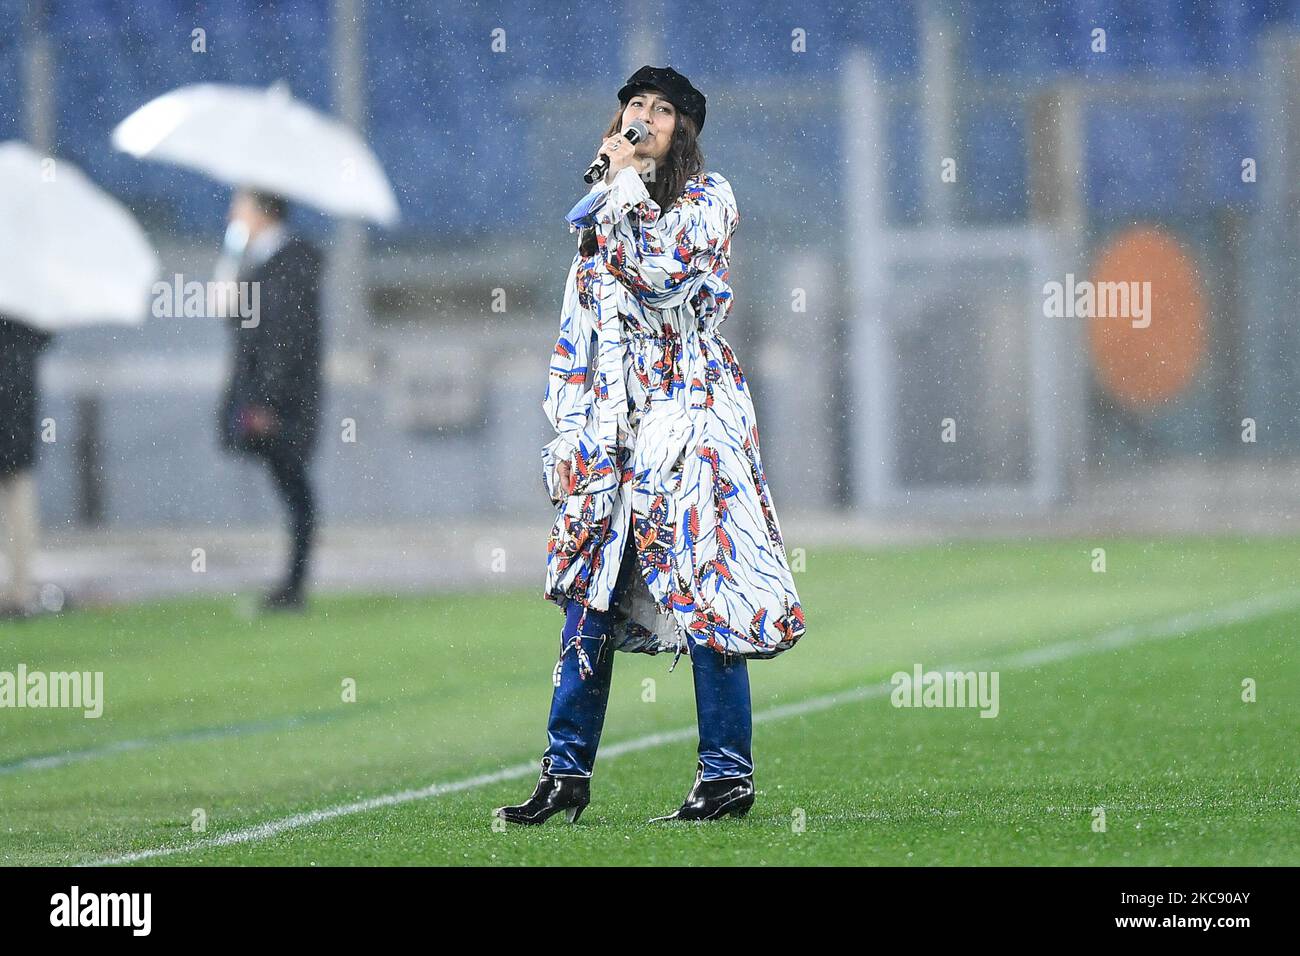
[583,121,650,184]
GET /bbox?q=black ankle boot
[494,758,590,825]
[651,761,755,822]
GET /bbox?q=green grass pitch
[1,536,1297,866]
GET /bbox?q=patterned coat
[541,165,805,669]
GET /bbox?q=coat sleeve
[566,167,737,311]
[541,256,597,467]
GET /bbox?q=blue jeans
[542,598,616,777]
[543,550,754,780]
[688,641,754,779]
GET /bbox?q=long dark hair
[577,105,704,257]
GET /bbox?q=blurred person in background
[0,313,53,619]
[496,67,806,827]
[217,189,323,612]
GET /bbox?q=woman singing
[496,66,806,825]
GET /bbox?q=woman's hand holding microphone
[597,132,641,184]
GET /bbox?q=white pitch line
[83,589,1300,866]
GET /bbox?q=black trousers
[263,446,316,594]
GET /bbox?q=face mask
[222,219,250,258]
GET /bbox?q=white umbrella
[0,141,159,331]
[112,81,400,226]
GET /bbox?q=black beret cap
[617,65,707,133]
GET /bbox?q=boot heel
[496,762,591,825]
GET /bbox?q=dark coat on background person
[219,235,324,462]
[0,315,53,478]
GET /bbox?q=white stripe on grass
[84,589,1300,866]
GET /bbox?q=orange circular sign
[1087,225,1205,410]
